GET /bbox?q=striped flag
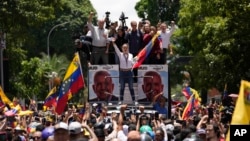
[181,88,201,120]
[55,52,85,115]
[182,86,192,100]
[44,87,58,107]
[132,32,161,69]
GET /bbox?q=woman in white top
[111,38,135,104]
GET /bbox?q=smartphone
[155,112,159,120]
[208,108,214,119]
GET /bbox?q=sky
[90,0,141,28]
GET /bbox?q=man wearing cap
[54,122,69,141]
[69,121,83,141]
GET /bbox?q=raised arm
[88,12,94,24]
[111,38,122,56]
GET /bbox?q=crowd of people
[0,95,234,141]
[0,12,235,141]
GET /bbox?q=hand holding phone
[208,108,214,119]
[155,112,159,120]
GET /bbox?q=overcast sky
[90,0,141,28]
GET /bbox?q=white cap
[69,122,82,134]
[55,122,68,131]
[166,124,174,131]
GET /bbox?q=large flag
[181,94,194,120]
[0,86,12,105]
[181,88,201,120]
[226,80,250,141]
[132,32,161,69]
[182,87,201,105]
[182,86,192,100]
[55,53,85,115]
[44,87,58,107]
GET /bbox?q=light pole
[47,22,69,59]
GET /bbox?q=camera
[105,11,111,29]
[119,12,128,21]
[119,12,128,29]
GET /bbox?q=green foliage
[14,57,49,99]
[1,0,95,98]
[177,0,250,92]
[135,0,180,25]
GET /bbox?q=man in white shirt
[87,12,110,64]
[159,21,176,64]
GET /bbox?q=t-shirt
[153,102,168,115]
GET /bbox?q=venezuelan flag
[181,88,201,120]
[226,80,250,141]
[0,86,12,105]
[55,52,85,115]
[182,87,192,100]
[182,95,194,120]
[132,32,161,69]
[44,87,58,107]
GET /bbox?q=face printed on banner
[142,71,164,100]
[92,71,114,100]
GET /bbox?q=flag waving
[132,32,161,69]
[44,86,58,108]
[55,53,85,114]
[182,86,192,100]
[226,80,250,141]
[0,86,12,106]
[181,88,201,120]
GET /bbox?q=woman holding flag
[142,26,162,64]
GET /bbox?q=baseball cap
[139,125,152,133]
[54,122,68,131]
[42,127,54,140]
[166,124,174,131]
[69,121,82,135]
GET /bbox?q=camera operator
[108,22,118,64]
[74,38,91,66]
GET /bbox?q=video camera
[119,12,128,29]
[105,11,111,29]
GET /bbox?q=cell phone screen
[208,108,214,119]
[155,112,159,120]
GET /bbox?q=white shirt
[113,44,134,69]
[159,26,176,49]
[87,23,109,47]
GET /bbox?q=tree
[1,0,96,97]
[177,0,250,93]
[14,57,49,99]
[135,0,180,25]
